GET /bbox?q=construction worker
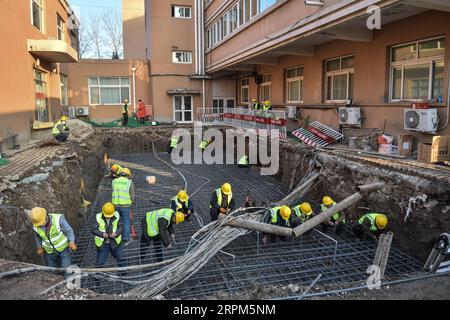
[170,190,194,223]
[122,99,129,126]
[91,202,127,269]
[262,205,293,244]
[106,164,122,178]
[352,213,388,241]
[251,98,261,111]
[169,136,178,154]
[321,196,345,234]
[199,139,210,151]
[238,155,249,168]
[292,202,314,227]
[140,208,184,263]
[210,183,235,221]
[111,167,135,245]
[52,115,70,142]
[262,100,272,111]
[29,207,77,270]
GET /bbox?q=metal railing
[196,107,224,125]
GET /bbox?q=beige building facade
[0,0,79,148]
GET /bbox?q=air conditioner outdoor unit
[286,106,297,119]
[67,107,76,119]
[339,107,361,126]
[75,106,89,116]
[404,108,438,133]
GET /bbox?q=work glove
[36,247,45,256]
[68,241,77,251]
[109,232,117,238]
[103,233,109,239]
[219,207,227,214]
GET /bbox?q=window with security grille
[390,37,445,101]
[171,5,191,19]
[172,51,193,64]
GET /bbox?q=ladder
[292,121,344,148]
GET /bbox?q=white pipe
[438,57,450,130]
[202,78,206,109]
[194,0,199,74]
[132,69,137,113]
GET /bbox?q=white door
[173,95,193,123]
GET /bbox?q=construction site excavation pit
[1,125,449,300]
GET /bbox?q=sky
[68,0,122,22]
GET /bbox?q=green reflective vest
[216,188,232,208]
[238,155,249,165]
[52,121,67,136]
[262,102,272,111]
[199,141,209,150]
[34,214,69,254]
[270,207,290,226]
[321,204,344,222]
[112,177,132,206]
[170,138,178,148]
[145,208,173,237]
[94,212,122,248]
[359,213,381,232]
[122,104,128,114]
[251,102,260,110]
[171,195,189,211]
[293,205,311,224]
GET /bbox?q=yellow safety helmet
[221,183,232,195]
[177,190,188,202]
[102,202,115,218]
[280,205,291,220]
[175,211,185,224]
[30,207,47,227]
[251,98,257,102]
[111,164,121,173]
[322,196,334,206]
[264,100,270,105]
[124,98,129,103]
[60,115,68,122]
[300,202,313,216]
[119,168,131,176]
[375,214,388,229]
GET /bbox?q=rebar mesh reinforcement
[72,151,423,299]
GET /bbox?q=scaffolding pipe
[292,182,385,238]
[224,217,293,237]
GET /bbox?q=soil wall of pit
[277,141,450,261]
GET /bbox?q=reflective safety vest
[122,104,128,114]
[262,102,272,111]
[251,102,260,110]
[112,177,132,206]
[52,121,67,136]
[94,212,122,248]
[293,205,311,224]
[270,207,290,226]
[238,155,249,165]
[34,214,69,254]
[199,141,209,150]
[211,188,232,208]
[171,195,189,211]
[145,208,173,237]
[359,213,381,232]
[170,138,178,148]
[321,204,344,222]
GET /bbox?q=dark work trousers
[122,113,129,126]
[210,208,220,222]
[54,133,69,142]
[140,234,164,264]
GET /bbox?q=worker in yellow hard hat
[321,196,346,234]
[353,213,388,241]
[170,190,194,223]
[140,208,184,263]
[52,115,70,142]
[262,205,293,244]
[29,207,77,271]
[292,202,314,227]
[251,98,261,111]
[106,164,122,178]
[262,100,272,111]
[122,98,129,126]
[209,183,235,221]
[91,202,127,270]
[112,167,135,245]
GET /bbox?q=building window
[60,74,68,106]
[230,5,238,32]
[286,66,303,103]
[390,37,445,101]
[172,51,193,64]
[260,0,276,12]
[213,98,235,113]
[88,77,130,105]
[171,5,191,19]
[57,15,65,41]
[260,74,272,101]
[325,55,354,102]
[241,78,249,103]
[35,69,48,121]
[32,0,44,32]
[238,0,244,26]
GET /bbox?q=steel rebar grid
[72,152,423,299]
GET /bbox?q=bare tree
[78,21,91,59]
[102,11,123,59]
[85,12,104,58]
